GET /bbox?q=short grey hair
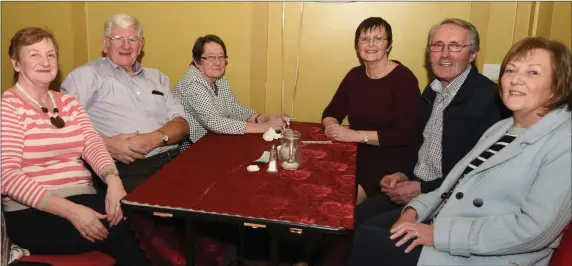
[103,13,143,38]
[427,18,480,54]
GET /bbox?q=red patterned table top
[122,122,357,231]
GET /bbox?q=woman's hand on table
[105,174,127,227]
[324,123,360,142]
[264,116,285,130]
[261,114,284,122]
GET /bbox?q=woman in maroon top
[322,17,420,205]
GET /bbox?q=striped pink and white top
[1,88,117,212]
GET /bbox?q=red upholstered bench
[550,223,572,266]
[18,251,115,266]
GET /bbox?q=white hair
[427,18,480,54]
[103,13,143,38]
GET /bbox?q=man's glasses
[358,36,386,45]
[201,55,228,63]
[105,36,142,45]
[429,42,472,52]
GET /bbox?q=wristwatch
[159,131,169,144]
[363,132,369,144]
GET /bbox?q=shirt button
[473,198,484,207]
[136,91,140,95]
[441,193,447,199]
[455,192,464,200]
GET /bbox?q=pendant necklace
[15,83,65,128]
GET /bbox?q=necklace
[366,61,391,79]
[15,83,65,128]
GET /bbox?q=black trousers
[4,194,149,266]
[348,224,422,266]
[114,148,179,193]
[355,192,403,228]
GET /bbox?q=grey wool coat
[407,107,571,266]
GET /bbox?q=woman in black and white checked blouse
[172,35,284,151]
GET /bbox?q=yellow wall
[2,2,571,123]
[267,2,476,121]
[265,1,572,122]
[82,2,259,107]
[1,2,86,91]
[550,2,572,48]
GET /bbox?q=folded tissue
[247,165,260,172]
[263,127,282,141]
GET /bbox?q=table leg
[185,219,196,266]
[270,231,279,266]
[237,225,245,260]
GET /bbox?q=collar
[517,107,571,144]
[430,65,472,96]
[423,64,483,106]
[104,56,144,76]
[484,107,571,145]
[188,64,226,94]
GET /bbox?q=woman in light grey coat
[349,37,572,266]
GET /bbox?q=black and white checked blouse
[172,65,256,151]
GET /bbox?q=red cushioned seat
[550,223,572,266]
[18,250,115,266]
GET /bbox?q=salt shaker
[267,145,278,173]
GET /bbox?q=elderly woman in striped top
[1,27,148,266]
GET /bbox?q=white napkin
[263,127,281,141]
[247,165,260,172]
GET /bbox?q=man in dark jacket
[355,18,510,228]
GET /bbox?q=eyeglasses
[358,36,386,45]
[201,55,228,62]
[429,42,472,52]
[105,36,143,45]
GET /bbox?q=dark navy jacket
[404,66,511,193]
